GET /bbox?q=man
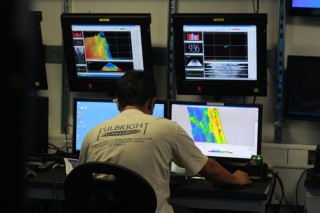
[79,70,251,213]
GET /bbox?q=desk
[24,166,272,212]
[170,178,271,212]
[24,167,66,200]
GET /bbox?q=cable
[64,123,73,141]
[296,169,309,213]
[252,0,256,13]
[59,123,73,153]
[48,122,72,155]
[252,0,260,14]
[268,66,284,86]
[48,143,66,156]
[252,96,256,104]
[274,172,299,213]
[265,172,277,213]
[48,143,60,152]
[277,173,285,211]
[243,96,256,104]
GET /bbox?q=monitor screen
[172,13,267,97]
[61,13,153,93]
[286,0,320,17]
[284,55,320,121]
[72,98,167,155]
[29,11,48,90]
[169,101,262,163]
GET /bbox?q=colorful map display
[187,107,226,144]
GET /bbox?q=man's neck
[123,105,150,114]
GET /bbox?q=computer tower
[25,96,49,154]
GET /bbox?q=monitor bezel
[168,100,263,164]
[61,13,153,93]
[172,13,268,97]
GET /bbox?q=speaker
[25,96,48,154]
[245,163,269,181]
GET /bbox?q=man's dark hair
[116,70,157,108]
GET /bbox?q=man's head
[115,70,157,113]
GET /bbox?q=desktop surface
[24,155,272,211]
[170,177,271,200]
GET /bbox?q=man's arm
[199,158,252,185]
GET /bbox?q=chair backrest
[64,162,157,213]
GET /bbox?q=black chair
[64,162,157,213]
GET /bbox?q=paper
[64,158,79,175]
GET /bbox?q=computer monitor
[61,13,153,93]
[284,55,320,121]
[172,13,267,97]
[286,0,320,17]
[72,98,167,156]
[169,100,262,163]
[29,11,48,90]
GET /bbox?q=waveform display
[185,32,202,41]
[208,149,233,154]
[186,56,204,67]
[73,31,83,38]
[75,47,85,64]
[84,32,112,60]
[87,61,133,72]
[204,63,249,78]
[81,31,134,72]
[203,32,248,61]
[187,107,226,144]
[101,62,122,71]
[83,31,133,60]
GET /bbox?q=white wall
[30,0,320,146]
[262,143,317,206]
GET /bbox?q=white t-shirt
[79,109,208,213]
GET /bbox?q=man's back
[79,109,207,213]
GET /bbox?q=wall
[31,0,320,146]
[31,0,280,147]
[30,0,320,210]
[262,142,317,207]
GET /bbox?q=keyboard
[25,154,65,172]
[170,173,187,186]
[219,162,247,173]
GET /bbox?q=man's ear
[148,97,156,112]
[115,98,121,111]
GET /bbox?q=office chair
[64,162,157,213]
